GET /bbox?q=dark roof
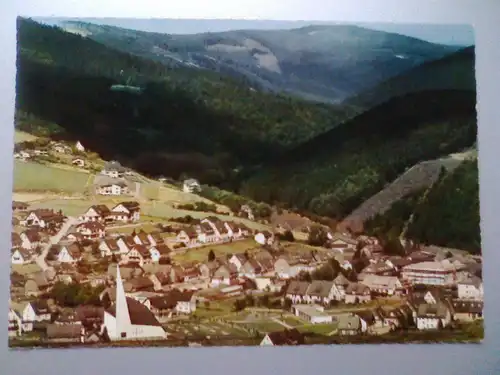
[23,229,42,242]
[46,323,83,339]
[113,201,140,212]
[286,281,310,296]
[452,300,483,314]
[11,232,22,247]
[106,297,162,326]
[266,329,304,345]
[90,205,111,216]
[306,281,334,297]
[75,305,105,321]
[31,299,50,315]
[13,201,29,210]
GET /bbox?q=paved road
[35,216,78,271]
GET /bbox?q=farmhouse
[72,158,85,167]
[360,274,404,296]
[79,205,111,223]
[20,230,42,250]
[457,276,483,300]
[175,228,200,248]
[344,283,371,304]
[22,209,65,229]
[11,248,35,265]
[304,280,340,305]
[101,161,127,178]
[57,244,84,263]
[416,302,452,330]
[76,222,106,240]
[182,179,201,193]
[111,201,141,222]
[96,182,129,196]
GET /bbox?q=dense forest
[364,160,480,253]
[239,89,477,220]
[16,17,356,184]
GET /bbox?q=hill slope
[51,20,458,103]
[364,160,480,254]
[239,89,477,221]
[346,46,476,109]
[16,18,357,184]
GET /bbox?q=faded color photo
[9,17,481,349]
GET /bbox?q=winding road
[35,216,78,271]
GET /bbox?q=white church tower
[115,264,131,336]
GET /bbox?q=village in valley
[9,134,484,348]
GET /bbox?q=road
[35,216,78,271]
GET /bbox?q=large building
[401,260,466,286]
[103,265,167,341]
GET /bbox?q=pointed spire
[115,264,131,333]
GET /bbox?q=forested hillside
[365,160,480,254]
[239,90,477,220]
[16,18,356,183]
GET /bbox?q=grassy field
[297,323,338,335]
[142,202,268,230]
[13,161,91,194]
[11,263,42,275]
[172,239,259,263]
[14,131,38,143]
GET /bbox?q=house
[260,328,305,346]
[52,143,70,153]
[451,300,483,322]
[210,264,238,286]
[254,231,275,246]
[9,300,52,334]
[175,228,200,248]
[224,222,244,239]
[57,244,83,263]
[116,236,137,255]
[123,277,155,293]
[124,245,162,265]
[76,221,106,239]
[327,233,358,250]
[65,232,85,243]
[304,280,339,305]
[103,265,167,340]
[457,276,484,300]
[46,323,85,343]
[11,248,35,265]
[11,232,22,249]
[12,201,29,211]
[337,313,366,335]
[72,158,85,167]
[75,141,85,152]
[24,271,52,297]
[22,209,65,229]
[101,161,127,178]
[292,304,334,324]
[79,205,111,223]
[182,178,201,193]
[20,229,42,250]
[285,281,311,304]
[333,273,350,299]
[228,253,248,271]
[360,274,404,296]
[110,201,141,222]
[197,222,220,244]
[416,302,452,330]
[401,260,465,286]
[344,283,371,304]
[96,182,129,196]
[99,238,121,257]
[133,230,152,247]
[240,259,263,278]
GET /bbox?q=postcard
[9,16,482,348]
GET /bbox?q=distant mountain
[51,20,459,103]
[346,46,476,110]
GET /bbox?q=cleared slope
[345,46,475,109]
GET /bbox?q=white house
[111,202,141,222]
[103,265,167,341]
[99,238,121,258]
[57,244,83,263]
[182,179,201,193]
[79,205,111,223]
[101,161,126,179]
[75,141,85,152]
[457,276,484,300]
[360,274,403,296]
[20,230,41,250]
[72,158,85,168]
[292,304,334,324]
[11,248,34,265]
[416,302,452,330]
[76,222,106,240]
[229,253,247,271]
[96,183,128,196]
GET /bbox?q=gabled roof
[106,297,162,326]
[416,302,450,318]
[305,280,334,297]
[266,328,304,345]
[286,281,310,296]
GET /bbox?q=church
[103,264,167,341]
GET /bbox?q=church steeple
[115,264,131,335]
